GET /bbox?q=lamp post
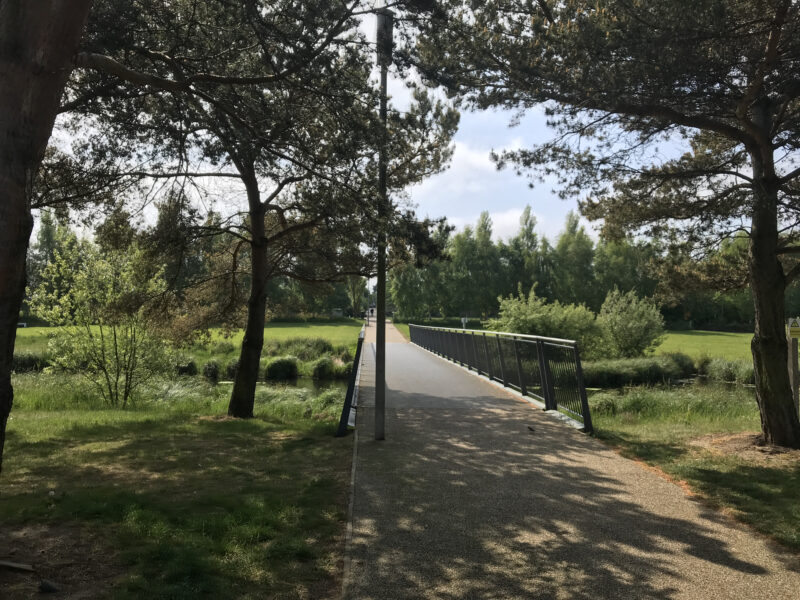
[374,7,393,441]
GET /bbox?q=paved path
[344,323,800,599]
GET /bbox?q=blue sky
[406,106,588,243]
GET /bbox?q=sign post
[788,318,800,416]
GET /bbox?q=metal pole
[374,8,393,441]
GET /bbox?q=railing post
[470,332,480,372]
[482,333,493,380]
[573,343,594,434]
[495,335,507,386]
[540,342,557,411]
[336,329,365,437]
[512,337,527,396]
[536,340,555,410]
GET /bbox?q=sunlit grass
[591,384,800,550]
[657,330,752,360]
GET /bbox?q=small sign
[789,318,800,338]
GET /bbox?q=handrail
[408,323,593,433]
[408,323,577,346]
[335,325,365,437]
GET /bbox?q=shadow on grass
[2,412,351,599]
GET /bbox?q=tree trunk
[0,1,93,473]
[228,173,267,418]
[748,155,800,448]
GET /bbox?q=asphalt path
[343,322,800,599]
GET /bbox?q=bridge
[342,320,800,599]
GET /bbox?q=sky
[363,12,591,246]
[406,107,585,243]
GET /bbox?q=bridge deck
[344,321,800,599]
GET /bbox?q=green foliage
[705,358,755,385]
[265,356,299,381]
[202,360,220,383]
[582,354,694,388]
[263,337,334,361]
[597,288,665,358]
[310,357,351,380]
[175,360,198,377]
[489,287,601,357]
[225,360,239,380]
[11,351,51,373]
[211,341,235,355]
[29,241,171,408]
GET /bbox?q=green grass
[657,330,752,361]
[591,384,800,550]
[2,374,352,598]
[14,320,365,365]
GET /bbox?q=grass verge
[590,384,800,551]
[1,375,352,599]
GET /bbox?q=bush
[225,359,239,380]
[704,358,755,384]
[489,287,602,357]
[597,288,665,358]
[265,356,299,381]
[581,353,694,388]
[12,352,50,373]
[706,357,736,382]
[175,360,198,377]
[203,360,221,383]
[311,357,335,380]
[211,341,235,355]
[695,354,712,376]
[263,337,334,361]
[393,316,484,329]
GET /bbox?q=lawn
[657,330,752,360]
[0,375,353,599]
[15,319,366,364]
[590,384,800,551]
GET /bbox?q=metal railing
[408,324,593,433]
[336,326,366,437]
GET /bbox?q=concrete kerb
[410,341,588,432]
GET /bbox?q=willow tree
[412,0,800,446]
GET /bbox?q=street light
[374,7,393,441]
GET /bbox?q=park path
[343,321,800,599]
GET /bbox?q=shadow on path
[346,342,800,599]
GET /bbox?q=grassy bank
[1,375,352,599]
[657,330,751,361]
[591,384,800,551]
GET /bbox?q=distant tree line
[390,207,800,332]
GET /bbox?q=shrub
[12,352,50,373]
[212,341,236,355]
[707,358,737,382]
[581,353,694,388]
[263,337,334,361]
[734,360,755,384]
[489,287,602,357]
[225,359,239,380]
[590,394,618,416]
[311,357,335,380]
[203,360,221,383]
[597,288,665,358]
[265,356,299,381]
[695,354,712,376]
[175,360,198,377]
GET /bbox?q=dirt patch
[690,432,800,465]
[0,524,124,599]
